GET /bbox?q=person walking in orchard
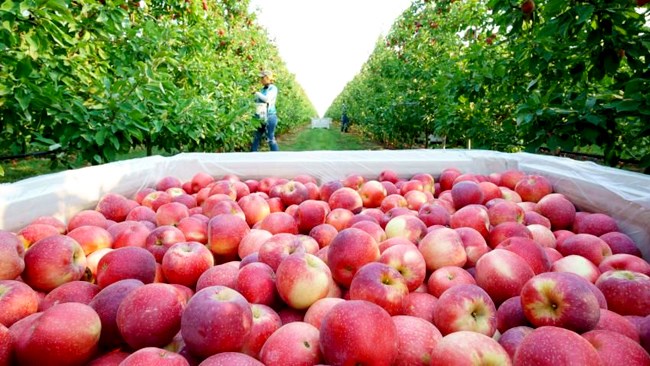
[251,70,279,151]
[340,104,350,133]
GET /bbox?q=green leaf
[611,100,640,112]
[575,5,594,25]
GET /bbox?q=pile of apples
[1,166,649,366]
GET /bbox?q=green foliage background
[327,0,650,170]
[0,0,317,168]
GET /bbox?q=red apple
[380,193,408,212]
[240,303,282,359]
[324,207,354,231]
[520,271,601,332]
[89,278,144,349]
[358,179,387,208]
[195,261,240,291]
[175,216,208,244]
[475,248,535,305]
[319,180,344,203]
[259,321,322,365]
[450,180,484,209]
[0,280,40,327]
[155,202,190,227]
[120,346,189,365]
[308,223,338,248]
[496,295,532,334]
[349,262,409,315]
[67,209,109,232]
[429,330,511,366]
[200,352,263,365]
[144,225,186,262]
[498,325,534,359]
[556,233,612,266]
[181,286,253,358]
[527,223,557,248]
[279,180,310,207]
[514,174,552,203]
[116,283,185,349]
[487,221,533,248]
[450,204,490,239]
[488,199,524,226]
[0,231,25,280]
[21,234,87,292]
[67,225,113,256]
[38,280,100,311]
[9,303,101,365]
[16,223,62,249]
[402,292,438,323]
[378,169,400,184]
[496,236,551,275]
[478,181,502,204]
[304,297,346,330]
[598,253,650,275]
[202,196,245,220]
[392,315,442,366]
[342,173,366,190]
[439,167,463,192]
[574,213,619,237]
[433,284,497,336]
[427,265,476,298]
[418,202,450,227]
[29,215,66,234]
[110,220,151,249]
[595,270,650,316]
[594,308,640,341]
[582,329,650,366]
[378,243,426,292]
[551,254,601,283]
[535,193,577,230]
[294,199,330,234]
[320,300,399,366]
[258,233,306,271]
[235,261,279,307]
[207,213,250,258]
[276,252,332,309]
[418,227,467,272]
[455,227,490,267]
[96,192,136,222]
[515,325,601,365]
[328,187,363,214]
[86,349,131,365]
[600,231,643,257]
[384,214,427,244]
[327,228,380,288]
[501,169,526,189]
[96,246,157,289]
[255,211,299,235]
[237,228,272,259]
[162,241,214,288]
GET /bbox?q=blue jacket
[255,84,278,115]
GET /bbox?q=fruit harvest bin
[1,149,649,259]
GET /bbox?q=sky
[248,0,413,117]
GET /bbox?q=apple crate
[2,149,650,365]
[2,149,648,259]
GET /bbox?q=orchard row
[328,0,650,170]
[0,0,316,168]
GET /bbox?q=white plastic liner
[1,149,648,259]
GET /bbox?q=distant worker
[251,70,279,151]
[340,110,350,133]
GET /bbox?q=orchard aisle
[277,123,383,152]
